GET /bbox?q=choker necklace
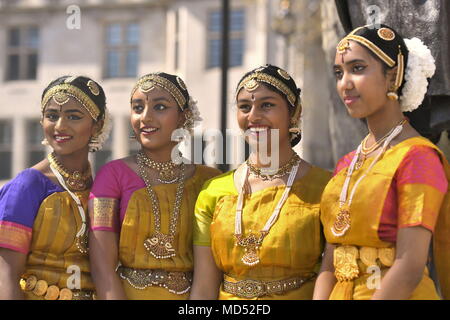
[354,119,407,170]
[137,151,186,259]
[235,160,300,266]
[138,151,181,184]
[47,153,92,191]
[331,121,405,237]
[246,153,301,181]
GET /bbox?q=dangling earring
[89,136,100,152]
[387,91,399,101]
[41,138,49,146]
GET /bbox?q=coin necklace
[246,152,301,181]
[331,122,405,237]
[235,160,300,266]
[47,154,89,254]
[138,151,181,184]
[137,151,186,259]
[354,119,407,170]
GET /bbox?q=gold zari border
[90,197,119,229]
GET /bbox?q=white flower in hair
[184,96,202,133]
[400,37,436,112]
[89,109,112,152]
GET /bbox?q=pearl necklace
[234,161,300,266]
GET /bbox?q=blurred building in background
[0,0,448,186]
[0,0,296,186]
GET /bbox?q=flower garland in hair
[400,37,436,112]
[89,109,112,152]
[184,96,202,133]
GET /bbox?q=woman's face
[236,83,291,152]
[42,97,98,156]
[333,40,392,119]
[130,86,184,153]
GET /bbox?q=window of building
[207,9,245,68]
[27,119,45,167]
[5,26,39,81]
[104,22,140,78]
[0,121,13,180]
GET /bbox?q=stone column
[12,117,26,176]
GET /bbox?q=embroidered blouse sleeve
[397,146,448,232]
[89,162,121,232]
[0,170,48,254]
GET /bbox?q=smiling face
[333,40,394,119]
[130,86,184,154]
[42,97,98,156]
[236,83,291,153]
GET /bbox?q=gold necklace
[354,119,407,170]
[246,153,300,181]
[136,151,186,259]
[235,161,300,266]
[138,151,181,184]
[331,122,405,237]
[47,153,92,191]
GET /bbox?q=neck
[53,148,90,173]
[366,101,404,141]
[249,141,294,168]
[141,144,178,163]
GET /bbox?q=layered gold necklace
[246,153,301,181]
[47,153,92,191]
[136,151,186,259]
[138,152,181,184]
[235,160,300,266]
[354,119,407,170]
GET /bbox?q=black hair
[236,64,302,147]
[42,75,106,121]
[351,24,409,97]
[137,72,190,111]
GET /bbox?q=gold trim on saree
[118,266,192,295]
[333,245,396,282]
[20,275,95,300]
[41,83,101,120]
[222,274,316,298]
[90,197,119,230]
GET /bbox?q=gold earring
[387,91,399,100]
[41,138,49,146]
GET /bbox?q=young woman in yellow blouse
[190,65,331,300]
[88,72,221,300]
[314,24,450,300]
